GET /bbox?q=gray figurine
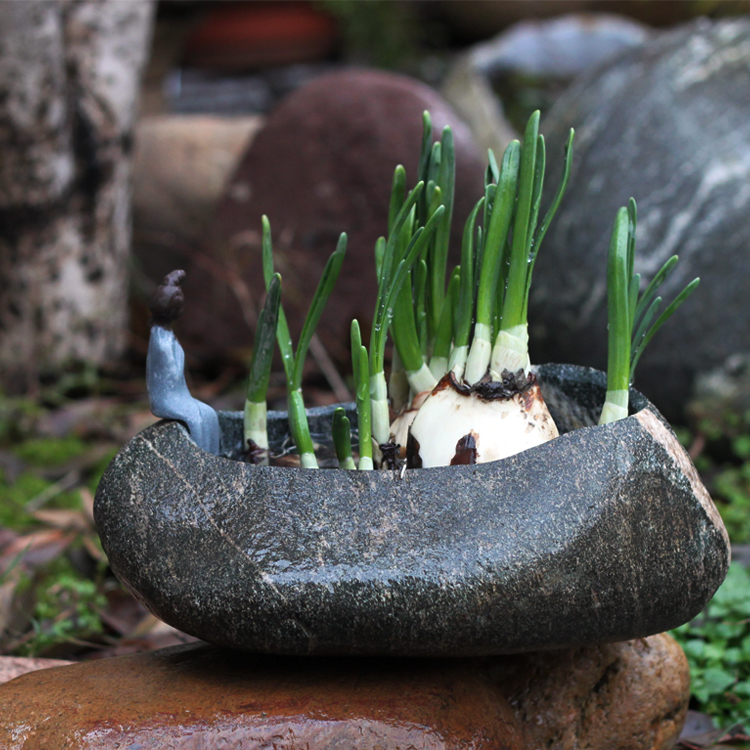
[146,270,220,455]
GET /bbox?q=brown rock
[497,633,690,750]
[133,115,263,245]
[0,656,73,686]
[0,642,526,750]
[139,68,486,368]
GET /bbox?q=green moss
[0,396,44,444]
[0,472,50,527]
[12,436,87,468]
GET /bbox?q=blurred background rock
[3,0,749,407]
[126,0,750,417]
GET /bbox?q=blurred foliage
[15,556,108,658]
[672,563,750,729]
[13,436,87,468]
[320,0,417,69]
[692,0,750,17]
[689,397,750,544]
[669,388,750,729]
[0,367,148,659]
[318,0,448,82]
[0,397,44,446]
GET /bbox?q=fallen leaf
[31,508,91,533]
[0,528,19,554]
[680,711,722,746]
[0,656,74,685]
[0,529,76,572]
[0,567,21,633]
[79,488,95,524]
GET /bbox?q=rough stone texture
[94,364,729,656]
[529,18,750,420]
[0,642,526,750]
[0,0,154,391]
[135,68,486,367]
[495,633,690,750]
[0,656,72,686]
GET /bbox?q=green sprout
[260,216,347,467]
[243,273,281,461]
[600,199,700,424]
[351,320,373,470]
[332,407,356,470]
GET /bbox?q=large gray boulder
[529,18,750,421]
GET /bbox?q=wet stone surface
[530,18,750,420]
[94,364,729,656]
[0,634,689,750]
[0,642,525,750]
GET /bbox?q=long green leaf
[388,165,407,235]
[417,111,433,225]
[261,216,294,381]
[292,232,348,390]
[487,148,500,185]
[527,128,574,305]
[606,207,631,394]
[370,182,425,373]
[351,320,370,464]
[501,112,540,331]
[246,273,281,404]
[454,197,483,349]
[287,390,316,468]
[356,344,372,468]
[635,255,679,326]
[631,278,700,377]
[433,267,459,363]
[429,126,455,339]
[476,140,520,328]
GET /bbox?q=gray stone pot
[94,364,729,656]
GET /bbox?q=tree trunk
[0,0,154,392]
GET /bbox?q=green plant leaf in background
[672,562,750,728]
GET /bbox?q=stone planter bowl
[94,364,729,656]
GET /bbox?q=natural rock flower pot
[94,363,729,657]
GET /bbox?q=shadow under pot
[94,363,730,656]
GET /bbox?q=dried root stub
[406,370,559,468]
